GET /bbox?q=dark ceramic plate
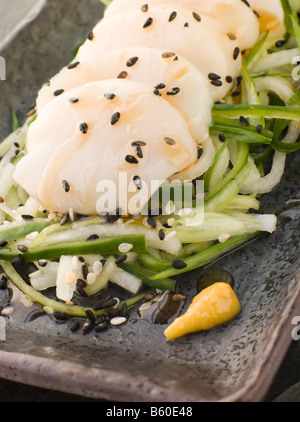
[0,0,299,402]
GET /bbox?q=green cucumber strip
[150,232,259,280]
[0,220,57,243]
[120,261,175,291]
[212,104,300,121]
[245,30,269,67]
[209,124,272,144]
[205,142,249,201]
[0,234,146,262]
[0,260,150,317]
[204,139,230,192]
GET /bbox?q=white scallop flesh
[76,7,242,102]
[104,0,260,50]
[13,79,198,215]
[36,46,213,143]
[248,0,285,38]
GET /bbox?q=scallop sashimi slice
[36,47,213,143]
[104,0,260,50]
[76,7,242,102]
[248,0,285,37]
[14,79,198,216]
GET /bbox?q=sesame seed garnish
[227,32,236,40]
[161,51,176,59]
[147,216,156,228]
[135,145,143,159]
[143,17,153,28]
[232,90,240,97]
[141,4,148,12]
[67,61,80,69]
[166,87,180,95]
[240,116,250,126]
[115,254,127,265]
[184,22,189,27]
[133,175,142,190]
[192,12,201,22]
[87,31,94,41]
[155,83,166,90]
[241,0,250,7]
[172,259,187,269]
[256,124,263,133]
[226,75,233,83]
[117,70,128,79]
[53,89,64,97]
[131,140,146,147]
[158,229,165,240]
[210,79,223,87]
[219,134,226,143]
[111,112,121,125]
[21,214,34,220]
[153,88,162,96]
[104,93,116,100]
[118,243,133,253]
[126,56,139,67]
[62,179,70,192]
[169,11,177,22]
[0,241,8,248]
[233,47,240,60]
[253,10,260,18]
[208,73,221,80]
[69,97,79,103]
[86,234,99,241]
[79,122,88,134]
[163,137,176,145]
[125,155,139,164]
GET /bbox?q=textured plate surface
[0,0,299,402]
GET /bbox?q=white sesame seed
[26,231,39,240]
[118,243,133,253]
[43,306,54,315]
[167,217,176,227]
[177,208,193,217]
[164,231,177,241]
[218,233,231,243]
[110,316,126,326]
[93,261,103,275]
[72,256,79,270]
[87,272,97,285]
[165,200,176,215]
[1,306,14,316]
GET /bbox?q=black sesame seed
[87,31,94,41]
[227,32,236,40]
[210,79,223,87]
[93,297,118,311]
[133,175,142,190]
[143,17,153,28]
[155,83,166,90]
[197,148,203,159]
[86,234,99,241]
[219,134,226,143]
[60,213,69,226]
[173,259,187,269]
[53,311,69,321]
[21,214,34,220]
[111,112,121,125]
[233,47,240,60]
[77,285,88,298]
[17,245,27,253]
[161,51,176,59]
[126,56,139,67]
[192,12,201,22]
[226,75,233,83]
[256,124,263,133]
[69,97,79,103]
[208,73,221,80]
[0,275,8,290]
[141,4,148,12]
[11,255,25,267]
[163,137,176,145]
[82,264,88,280]
[67,61,80,69]
[184,22,189,27]
[76,278,87,289]
[166,87,180,95]
[158,229,165,240]
[62,179,70,192]
[131,140,146,147]
[147,216,156,228]
[53,89,64,97]
[125,155,139,164]
[69,319,81,332]
[275,39,285,48]
[115,255,127,265]
[0,241,8,248]
[104,93,116,100]
[153,88,162,96]
[95,321,108,332]
[117,70,128,79]
[240,116,250,126]
[253,9,260,18]
[85,309,96,323]
[241,0,250,7]
[135,145,143,159]
[82,320,94,334]
[232,90,240,97]
[79,122,88,134]
[100,258,106,266]
[38,259,48,267]
[169,11,177,22]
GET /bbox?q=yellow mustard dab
[164,282,241,341]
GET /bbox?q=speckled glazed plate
[0,0,299,403]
